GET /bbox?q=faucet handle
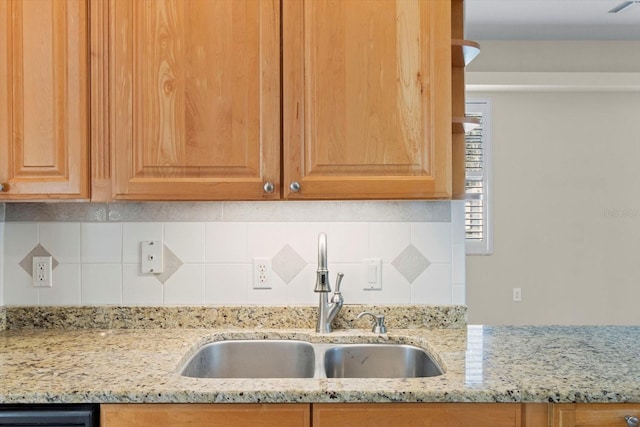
[357,311,387,334]
[334,272,344,293]
[330,273,344,304]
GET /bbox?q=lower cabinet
[101,403,526,427]
[99,402,640,427]
[100,404,310,427]
[552,403,640,427]
[313,403,523,427]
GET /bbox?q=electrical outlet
[32,256,53,287]
[252,257,272,289]
[513,287,522,302]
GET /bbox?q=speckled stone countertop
[2,325,640,404]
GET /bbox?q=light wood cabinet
[283,0,452,199]
[3,0,468,201]
[553,403,640,427]
[100,0,458,201]
[105,0,281,201]
[102,403,534,427]
[100,403,309,427]
[0,0,89,200]
[313,403,523,427]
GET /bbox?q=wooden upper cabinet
[283,0,452,199]
[0,0,89,200]
[108,0,281,200]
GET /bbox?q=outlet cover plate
[253,257,272,289]
[141,240,163,274]
[32,256,53,287]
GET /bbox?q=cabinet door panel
[0,0,89,199]
[111,0,280,200]
[283,0,451,199]
[553,403,640,427]
[313,403,521,427]
[101,403,310,427]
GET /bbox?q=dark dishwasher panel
[0,404,99,427]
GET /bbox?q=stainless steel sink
[323,344,443,378]
[180,340,316,378]
[179,340,443,379]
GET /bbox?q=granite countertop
[2,324,640,404]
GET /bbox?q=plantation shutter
[465,100,492,255]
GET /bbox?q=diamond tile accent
[392,244,431,284]
[272,244,307,284]
[156,245,183,285]
[19,244,59,277]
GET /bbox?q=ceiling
[465,0,640,40]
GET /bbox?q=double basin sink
[180,340,443,379]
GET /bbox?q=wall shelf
[452,116,481,134]
[452,39,480,67]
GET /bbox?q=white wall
[466,41,640,325]
[468,41,640,73]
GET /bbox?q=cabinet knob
[263,182,275,194]
[626,416,639,427]
[289,181,301,193]
[0,183,6,192]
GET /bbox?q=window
[465,99,493,255]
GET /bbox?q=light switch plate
[363,258,382,290]
[141,240,163,274]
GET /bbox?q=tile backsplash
[1,201,465,307]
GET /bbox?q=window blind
[465,100,492,254]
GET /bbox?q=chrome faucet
[314,232,344,333]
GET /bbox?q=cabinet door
[101,403,310,427]
[0,0,89,199]
[110,0,280,200]
[283,0,452,199]
[313,403,521,427]
[553,403,640,427]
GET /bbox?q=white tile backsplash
[122,264,163,306]
[39,264,82,306]
[164,264,205,305]
[411,222,452,264]
[39,223,81,263]
[451,200,466,245]
[369,223,411,262]
[3,262,38,306]
[452,284,466,305]
[164,222,205,263]
[205,264,248,305]
[3,202,464,307]
[411,264,453,305]
[122,223,163,263]
[4,223,38,265]
[327,223,369,263]
[81,264,122,305]
[205,222,248,263]
[82,223,123,263]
